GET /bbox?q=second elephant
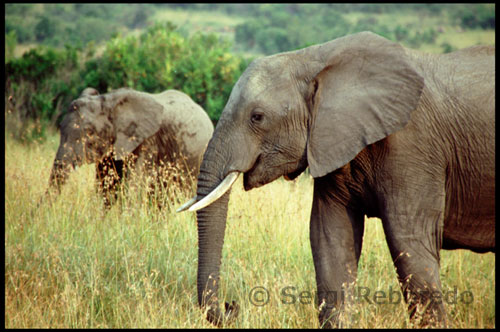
[49,87,214,206]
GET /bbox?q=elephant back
[152,90,214,173]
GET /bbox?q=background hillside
[6,4,496,55]
[5,3,495,142]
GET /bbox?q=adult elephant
[49,87,214,206]
[178,32,495,327]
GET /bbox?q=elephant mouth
[243,172,264,191]
[243,155,263,191]
[243,153,309,190]
[284,169,302,181]
[243,154,285,191]
[284,155,308,181]
[178,155,306,213]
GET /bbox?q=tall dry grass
[5,130,495,328]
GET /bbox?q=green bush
[451,4,495,29]
[81,23,248,122]
[35,16,58,43]
[5,4,156,48]
[233,4,494,56]
[5,22,249,143]
[6,48,61,83]
[5,45,81,132]
[441,42,456,54]
[5,30,17,62]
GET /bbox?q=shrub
[5,45,82,135]
[5,30,17,62]
[6,47,61,84]
[81,23,248,122]
[451,4,495,29]
[441,42,456,53]
[5,22,249,144]
[35,16,58,43]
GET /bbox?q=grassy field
[5,129,495,328]
[151,7,496,55]
[150,8,245,35]
[343,11,495,54]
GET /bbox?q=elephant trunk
[48,145,78,192]
[194,135,239,326]
[49,159,73,192]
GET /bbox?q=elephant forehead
[81,111,108,131]
[229,74,281,108]
[234,71,268,101]
[72,111,110,134]
[221,56,295,123]
[247,59,296,97]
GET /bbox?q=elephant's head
[49,87,164,191]
[178,32,424,326]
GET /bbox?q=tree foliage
[4,3,495,143]
[7,4,494,51]
[80,23,248,122]
[232,3,487,54]
[5,23,249,142]
[5,4,155,48]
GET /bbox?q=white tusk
[176,196,198,213]
[188,171,240,212]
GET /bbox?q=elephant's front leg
[310,178,365,328]
[96,156,124,208]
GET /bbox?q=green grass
[150,8,245,29]
[5,130,495,328]
[344,11,495,54]
[149,7,245,44]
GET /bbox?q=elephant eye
[251,111,264,124]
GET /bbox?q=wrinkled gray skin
[192,32,495,327]
[49,87,214,206]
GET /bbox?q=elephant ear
[306,32,425,178]
[109,90,164,160]
[80,87,99,97]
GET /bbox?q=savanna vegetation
[5,3,495,328]
[5,137,496,328]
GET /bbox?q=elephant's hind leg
[380,179,447,327]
